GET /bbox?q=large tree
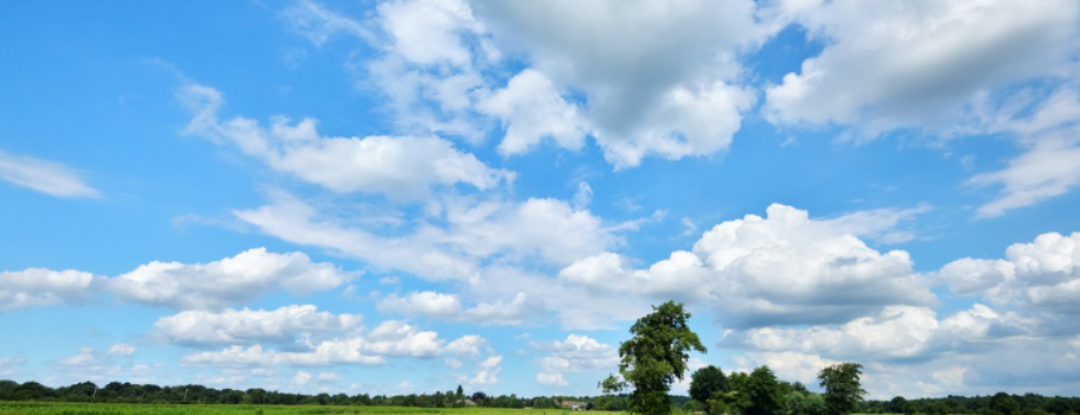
[690,365,730,406]
[818,363,867,415]
[601,301,706,415]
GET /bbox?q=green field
[0,403,622,415]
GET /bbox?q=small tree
[690,366,730,406]
[818,363,867,415]
[600,301,706,415]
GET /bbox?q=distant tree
[1047,399,1072,415]
[744,366,783,415]
[928,402,951,415]
[887,397,908,414]
[690,366,730,406]
[784,392,808,415]
[992,393,1021,415]
[709,396,732,415]
[600,301,706,415]
[472,391,487,405]
[818,363,867,415]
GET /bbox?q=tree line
[863,393,1080,415]
[0,380,572,408]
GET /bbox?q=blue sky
[3,0,1080,399]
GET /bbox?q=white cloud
[968,87,1080,217]
[363,0,496,142]
[932,366,967,388]
[282,0,371,47]
[0,149,101,198]
[60,347,97,367]
[444,335,487,356]
[106,248,356,310]
[559,203,935,328]
[468,355,502,385]
[573,182,593,210]
[939,230,1080,319]
[235,192,624,283]
[107,343,137,357]
[532,334,619,387]
[729,304,1026,360]
[316,372,340,383]
[764,0,1080,135]
[472,0,762,168]
[183,343,383,367]
[477,69,591,156]
[376,0,487,67]
[154,305,362,346]
[445,358,463,369]
[293,371,312,385]
[0,357,24,377]
[178,83,512,200]
[536,371,567,386]
[0,268,98,311]
[377,291,542,326]
[183,321,483,368]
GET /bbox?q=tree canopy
[690,365,730,406]
[818,363,867,415]
[601,301,706,415]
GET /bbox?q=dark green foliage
[818,363,866,415]
[743,366,783,415]
[601,301,706,415]
[887,397,908,414]
[993,393,1022,415]
[690,366,730,406]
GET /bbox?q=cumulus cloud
[938,230,1080,321]
[467,355,502,385]
[727,304,1027,361]
[476,69,591,156]
[377,291,542,326]
[560,204,935,328]
[178,83,512,200]
[289,0,764,168]
[472,0,761,168]
[532,334,619,387]
[0,268,98,311]
[106,248,356,310]
[764,0,1080,135]
[154,305,362,347]
[0,149,101,198]
[184,320,484,367]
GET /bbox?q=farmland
[0,403,615,415]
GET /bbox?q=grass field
[0,403,622,415]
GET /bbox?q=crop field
[0,403,623,415]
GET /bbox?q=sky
[2,0,1080,400]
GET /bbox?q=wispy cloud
[0,149,101,198]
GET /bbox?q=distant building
[560,400,587,411]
